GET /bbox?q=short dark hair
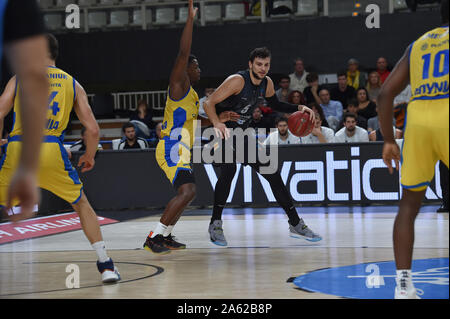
[343,113,357,122]
[442,0,449,24]
[275,116,288,126]
[306,72,318,83]
[46,33,59,61]
[188,54,198,65]
[293,57,304,65]
[122,122,135,133]
[279,75,290,82]
[347,98,358,107]
[337,70,347,78]
[249,47,271,63]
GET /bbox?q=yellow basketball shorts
[400,98,449,191]
[0,136,83,208]
[155,138,195,188]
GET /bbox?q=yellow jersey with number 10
[10,66,76,140]
[409,26,449,102]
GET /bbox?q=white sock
[396,269,413,287]
[151,222,167,238]
[163,225,174,237]
[92,241,109,263]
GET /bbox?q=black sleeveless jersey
[216,70,268,129]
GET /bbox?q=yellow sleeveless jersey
[409,26,449,102]
[160,86,199,149]
[10,66,76,140]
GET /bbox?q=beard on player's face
[249,58,270,80]
[251,69,264,80]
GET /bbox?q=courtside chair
[88,11,108,28]
[394,0,408,10]
[38,0,54,8]
[109,10,129,27]
[56,0,76,8]
[78,0,98,6]
[204,4,222,22]
[295,0,318,16]
[154,7,175,25]
[44,13,63,30]
[224,3,245,21]
[99,0,120,5]
[131,8,152,26]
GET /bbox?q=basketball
[288,111,314,137]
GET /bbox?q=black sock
[286,206,300,226]
[211,204,225,224]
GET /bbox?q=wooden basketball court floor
[0,205,448,299]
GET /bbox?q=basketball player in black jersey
[203,47,322,245]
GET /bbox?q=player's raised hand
[382,142,400,174]
[298,105,315,123]
[4,167,39,223]
[188,0,198,19]
[78,154,95,173]
[219,111,240,123]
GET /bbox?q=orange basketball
[288,111,314,137]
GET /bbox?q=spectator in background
[289,57,309,93]
[287,90,306,106]
[275,75,293,102]
[337,98,368,130]
[369,125,402,141]
[118,122,148,150]
[148,121,163,148]
[330,71,356,109]
[300,111,335,144]
[346,58,367,90]
[155,121,163,140]
[309,102,330,128]
[318,88,343,132]
[333,113,369,143]
[130,99,154,137]
[356,87,377,120]
[367,105,396,132]
[393,84,411,130]
[70,127,103,152]
[376,56,390,84]
[274,89,306,120]
[303,72,323,106]
[366,70,382,102]
[264,117,301,145]
[249,106,272,130]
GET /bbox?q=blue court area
[293,257,449,299]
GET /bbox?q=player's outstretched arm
[169,0,197,101]
[73,81,100,173]
[265,77,315,122]
[0,76,17,137]
[378,45,410,174]
[203,75,243,139]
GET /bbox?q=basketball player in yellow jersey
[143,0,238,254]
[378,0,449,299]
[0,34,120,284]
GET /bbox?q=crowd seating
[37,0,425,33]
